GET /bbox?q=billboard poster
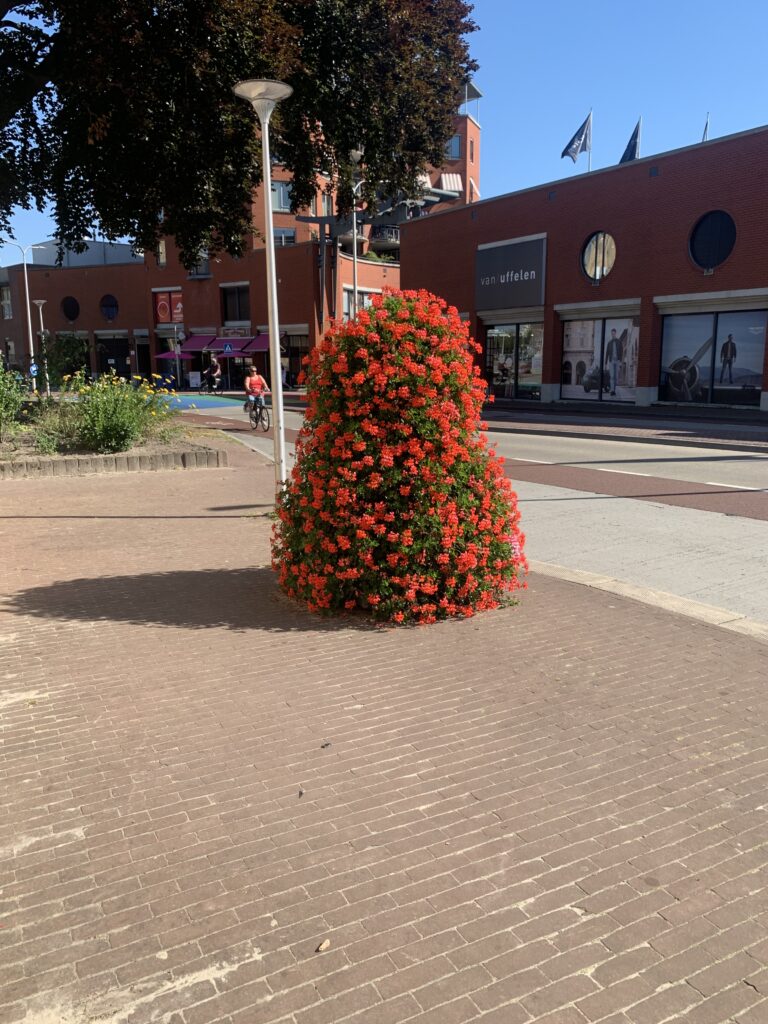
[712,310,765,405]
[660,310,766,406]
[171,293,184,323]
[475,235,546,311]
[154,291,171,324]
[561,318,638,402]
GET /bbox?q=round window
[582,232,616,281]
[61,296,80,321]
[689,210,736,270]
[100,294,119,321]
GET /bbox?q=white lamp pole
[349,150,365,321]
[32,298,51,397]
[1,239,41,391]
[233,78,293,491]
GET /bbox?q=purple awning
[244,334,269,352]
[155,351,194,361]
[180,335,215,352]
[207,336,253,355]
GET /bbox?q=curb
[0,448,228,481]
[529,559,768,645]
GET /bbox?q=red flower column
[272,289,527,624]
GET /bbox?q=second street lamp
[233,78,293,491]
[32,298,51,397]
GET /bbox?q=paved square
[2,445,768,1024]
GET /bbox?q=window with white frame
[272,181,292,212]
[342,288,377,321]
[0,285,11,320]
[274,229,296,246]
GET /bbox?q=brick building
[401,124,768,413]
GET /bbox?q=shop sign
[476,234,546,310]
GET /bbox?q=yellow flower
[151,373,161,379]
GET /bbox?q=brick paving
[2,445,768,1024]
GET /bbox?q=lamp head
[233,79,293,105]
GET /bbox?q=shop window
[0,285,11,320]
[272,181,292,212]
[61,295,80,321]
[486,323,543,400]
[689,210,736,270]
[659,309,765,407]
[100,294,119,321]
[561,318,638,402]
[221,285,250,322]
[274,229,296,246]
[445,135,461,160]
[582,232,616,281]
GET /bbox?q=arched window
[689,210,736,270]
[61,296,80,321]
[100,294,119,321]
[575,360,587,385]
[582,232,616,281]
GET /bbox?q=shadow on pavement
[7,567,379,634]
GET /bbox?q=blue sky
[3,0,768,265]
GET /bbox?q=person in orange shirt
[243,365,269,413]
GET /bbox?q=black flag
[619,118,641,163]
[561,113,592,163]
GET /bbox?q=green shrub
[67,371,178,453]
[0,368,25,442]
[34,430,59,455]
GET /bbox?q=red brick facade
[401,126,768,412]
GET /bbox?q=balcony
[368,225,400,252]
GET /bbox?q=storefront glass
[561,318,638,402]
[659,310,765,406]
[486,323,542,400]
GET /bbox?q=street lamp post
[172,324,185,391]
[1,239,43,391]
[32,298,51,397]
[233,78,293,491]
[349,150,365,321]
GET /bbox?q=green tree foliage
[1,0,476,266]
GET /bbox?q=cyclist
[243,365,269,413]
[201,357,222,393]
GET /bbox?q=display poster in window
[154,292,171,324]
[561,318,637,402]
[660,310,765,406]
[171,293,184,323]
[713,311,766,405]
[475,236,546,311]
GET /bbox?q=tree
[272,289,527,624]
[1,0,477,267]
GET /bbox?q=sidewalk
[2,446,768,1024]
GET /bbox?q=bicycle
[247,395,270,431]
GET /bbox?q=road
[185,405,768,631]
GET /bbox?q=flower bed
[272,289,527,625]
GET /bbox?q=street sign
[29,362,38,377]
[223,342,233,353]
